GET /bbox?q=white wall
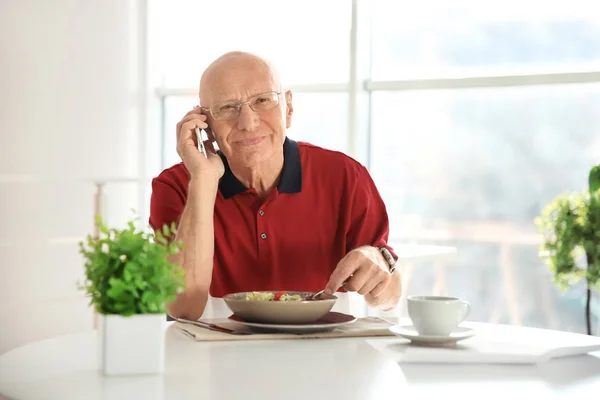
[0,0,150,353]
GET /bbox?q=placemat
[175,315,396,341]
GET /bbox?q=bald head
[199,51,282,106]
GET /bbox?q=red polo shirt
[149,138,396,297]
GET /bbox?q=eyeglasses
[201,91,283,121]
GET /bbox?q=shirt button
[258,210,265,216]
[260,233,267,240]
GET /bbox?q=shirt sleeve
[345,165,398,260]
[148,174,187,238]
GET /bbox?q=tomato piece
[274,291,287,300]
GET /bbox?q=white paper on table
[367,323,600,365]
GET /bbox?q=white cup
[407,295,471,336]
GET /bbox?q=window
[371,0,600,79]
[371,84,600,224]
[151,0,350,87]
[149,0,600,333]
[368,0,600,331]
[150,0,352,169]
[371,84,600,328]
[286,93,349,153]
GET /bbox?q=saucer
[389,324,476,345]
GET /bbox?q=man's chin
[236,150,271,167]
[228,137,283,167]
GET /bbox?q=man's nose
[236,104,260,132]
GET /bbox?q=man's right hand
[176,107,225,182]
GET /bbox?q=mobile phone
[195,127,207,158]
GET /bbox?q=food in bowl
[223,290,337,324]
[245,291,303,301]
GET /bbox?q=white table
[1,321,599,399]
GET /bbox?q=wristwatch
[378,247,397,274]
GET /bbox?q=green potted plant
[79,215,184,375]
[535,163,600,335]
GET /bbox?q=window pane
[162,96,195,169]
[150,0,351,87]
[370,84,600,332]
[372,0,600,79]
[162,93,348,169]
[287,93,348,153]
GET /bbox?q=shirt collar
[218,137,302,199]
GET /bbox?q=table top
[2,321,600,399]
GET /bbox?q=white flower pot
[98,313,166,376]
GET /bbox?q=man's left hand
[324,246,401,310]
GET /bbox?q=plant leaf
[78,214,184,315]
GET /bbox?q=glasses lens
[211,103,238,120]
[251,92,279,112]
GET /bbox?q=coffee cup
[407,295,471,336]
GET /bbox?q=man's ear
[285,90,293,129]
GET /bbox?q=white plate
[228,312,357,334]
[389,324,476,345]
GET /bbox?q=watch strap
[378,247,396,274]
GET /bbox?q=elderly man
[149,51,401,320]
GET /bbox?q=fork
[311,278,351,299]
[176,318,250,335]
